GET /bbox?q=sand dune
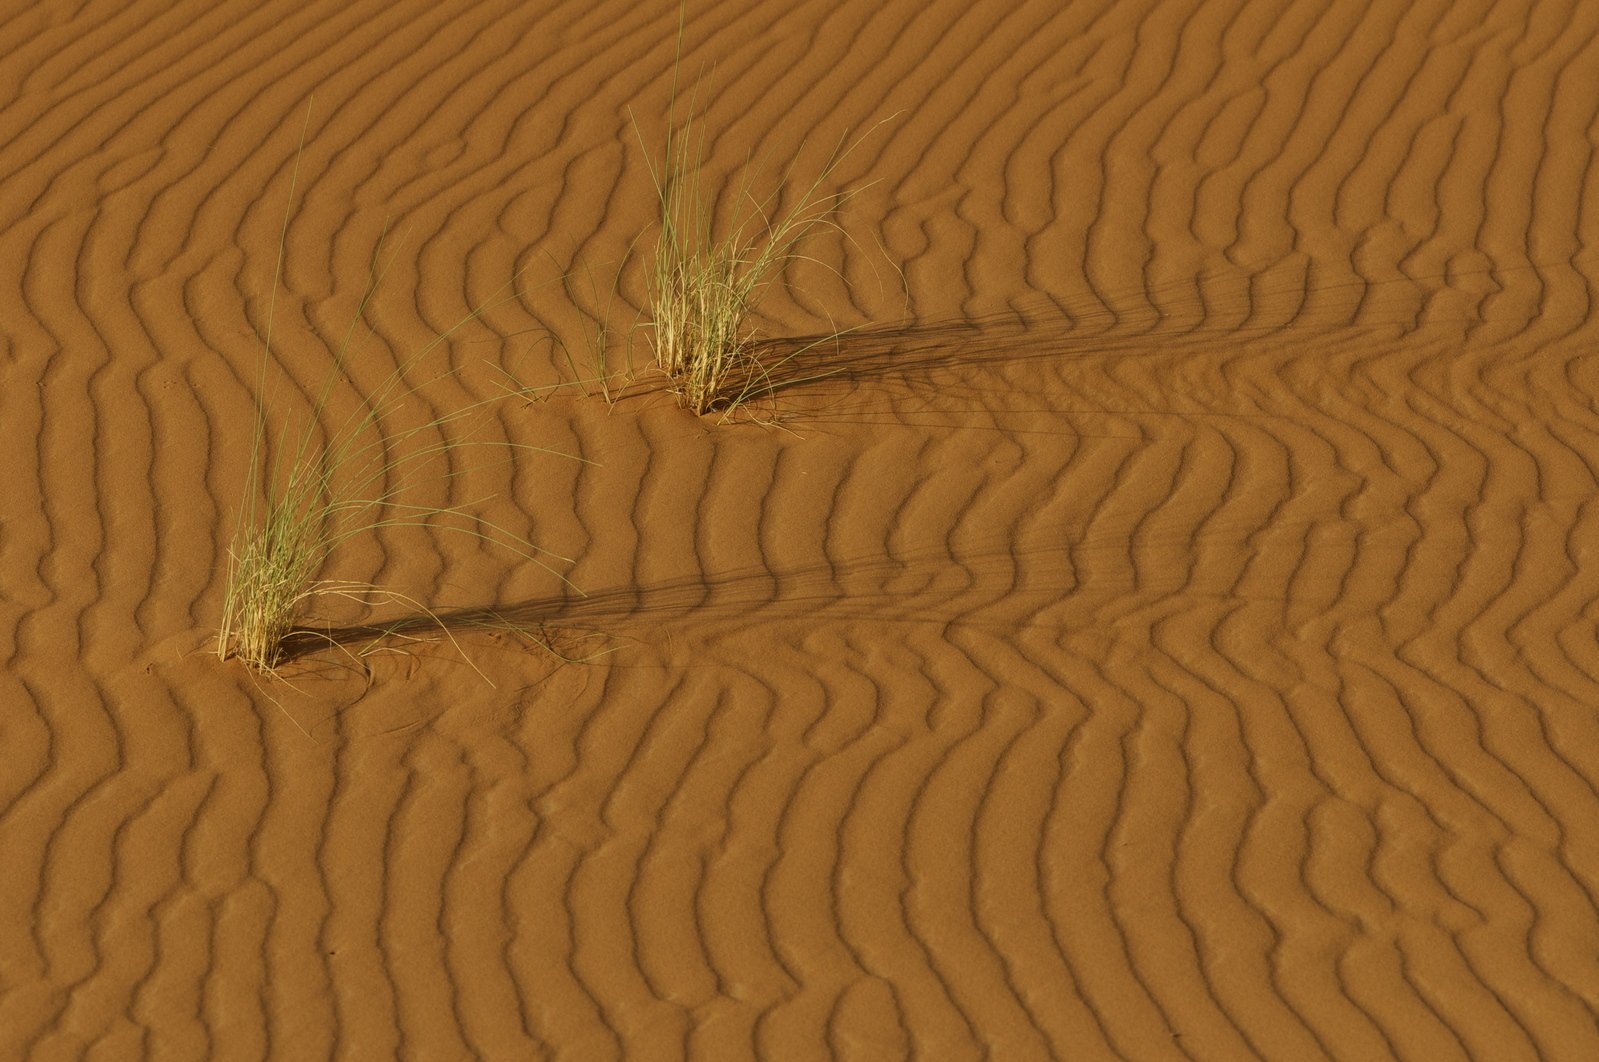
[4,0,1599,1057]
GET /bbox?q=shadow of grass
[640,250,1562,410]
[273,548,976,664]
[271,517,1293,661]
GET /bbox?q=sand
[4,0,1599,1057]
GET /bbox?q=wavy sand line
[6,0,1599,1057]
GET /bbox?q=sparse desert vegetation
[218,139,572,670]
[637,77,883,416]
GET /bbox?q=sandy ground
[4,0,1599,1057]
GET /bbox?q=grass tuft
[637,44,887,418]
[218,111,576,672]
[218,481,327,671]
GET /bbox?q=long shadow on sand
[275,553,928,663]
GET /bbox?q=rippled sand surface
[5,1,1599,1057]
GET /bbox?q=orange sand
[4,0,1599,1057]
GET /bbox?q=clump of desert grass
[217,282,572,671]
[216,335,566,672]
[637,64,888,417]
[218,120,574,673]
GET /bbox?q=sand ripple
[4,0,1599,1058]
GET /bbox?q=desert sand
[4,0,1599,1057]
